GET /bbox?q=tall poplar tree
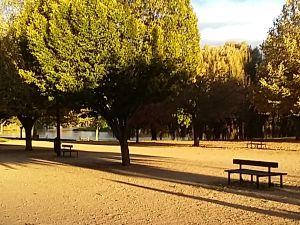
[183,42,249,145]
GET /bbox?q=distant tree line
[0,0,299,165]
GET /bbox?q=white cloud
[192,0,285,46]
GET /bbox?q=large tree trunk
[119,136,130,166]
[112,118,131,166]
[24,125,33,151]
[117,123,130,166]
[18,116,36,151]
[104,114,131,166]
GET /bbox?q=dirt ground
[0,139,299,225]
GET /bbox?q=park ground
[0,139,299,225]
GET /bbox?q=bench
[246,140,266,149]
[61,144,78,157]
[80,137,89,141]
[224,159,287,188]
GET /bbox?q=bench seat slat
[225,169,287,176]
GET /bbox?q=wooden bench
[246,140,267,149]
[80,137,89,141]
[61,144,78,157]
[224,159,287,188]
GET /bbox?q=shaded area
[0,143,299,221]
[71,140,192,148]
[108,179,300,221]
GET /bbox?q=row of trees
[0,0,200,165]
[0,0,299,166]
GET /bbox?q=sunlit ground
[0,139,299,225]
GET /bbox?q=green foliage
[183,42,249,124]
[0,0,50,150]
[177,108,192,128]
[16,0,201,95]
[202,42,250,82]
[14,0,201,164]
[16,0,116,94]
[0,25,48,119]
[92,58,185,140]
[258,0,300,115]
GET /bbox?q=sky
[191,0,286,47]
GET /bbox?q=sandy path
[0,140,299,225]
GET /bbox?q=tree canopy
[258,0,300,115]
[12,0,201,165]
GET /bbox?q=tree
[0,0,50,151]
[257,0,300,138]
[19,0,201,165]
[237,47,265,139]
[258,0,300,115]
[183,42,249,145]
[92,59,186,164]
[0,29,48,150]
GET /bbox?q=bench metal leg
[228,173,231,185]
[280,175,283,188]
[256,176,259,188]
[251,174,253,183]
[268,176,271,187]
[239,174,242,183]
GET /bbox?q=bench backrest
[233,159,278,168]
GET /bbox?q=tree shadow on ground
[107,179,300,221]
[0,144,299,221]
[71,140,192,148]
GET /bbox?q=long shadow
[107,179,300,221]
[0,143,299,220]
[69,140,191,148]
